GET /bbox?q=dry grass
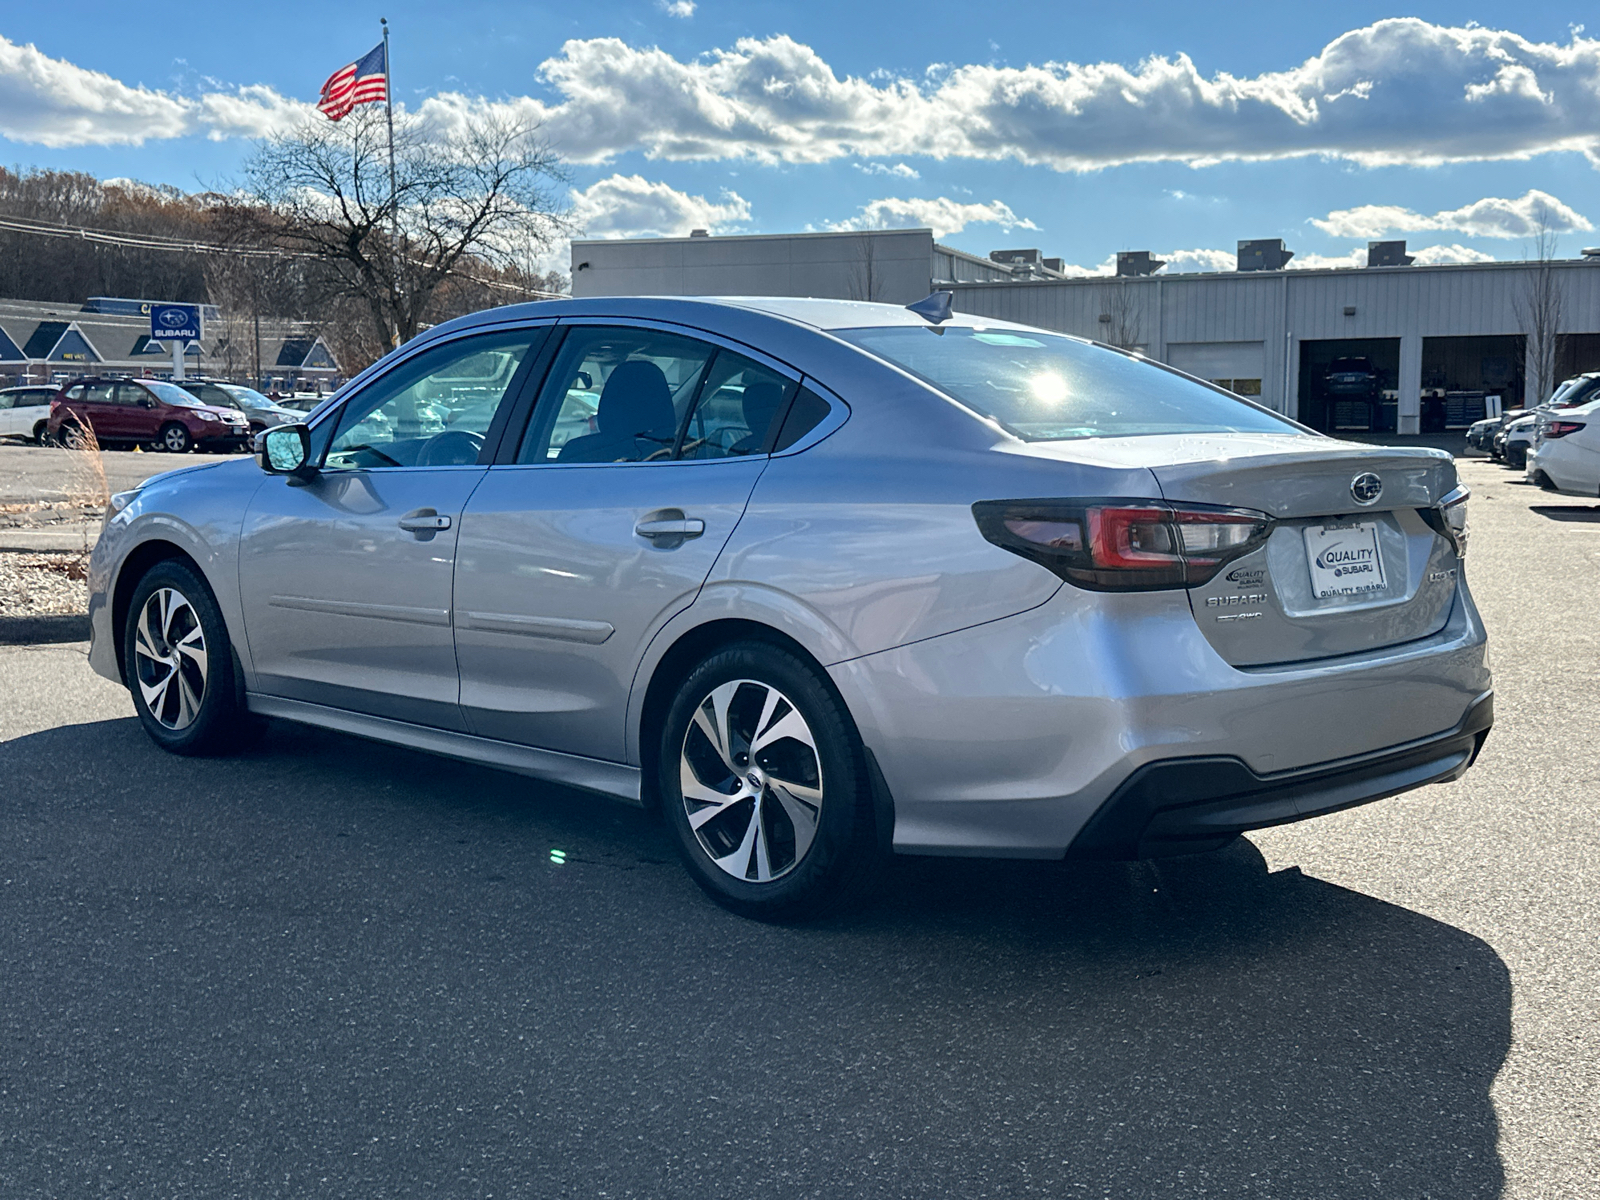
[0,551,90,615]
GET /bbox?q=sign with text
[150,303,202,343]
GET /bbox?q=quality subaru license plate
[1304,521,1387,599]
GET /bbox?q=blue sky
[1,2,1597,275]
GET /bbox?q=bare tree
[1515,204,1566,405]
[847,233,881,302]
[238,106,568,351]
[1096,280,1143,351]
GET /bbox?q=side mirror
[141,396,155,408]
[259,423,314,478]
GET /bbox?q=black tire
[159,423,192,453]
[32,421,48,445]
[1534,470,1558,491]
[657,640,882,919]
[123,559,249,756]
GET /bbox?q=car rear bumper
[829,581,1491,859]
[1066,691,1492,859]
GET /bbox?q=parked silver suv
[87,297,1491,916]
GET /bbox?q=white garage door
[1164,341,1265,380]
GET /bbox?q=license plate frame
[1303,520,1387,600]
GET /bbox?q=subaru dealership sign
[150,303,202,342]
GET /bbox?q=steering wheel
[415,428,484,466]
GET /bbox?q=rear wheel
[160,423,192,454]
[658,641,881,919]
[58,423,87,450]
[32,421,48,445]
[123,559,249,755]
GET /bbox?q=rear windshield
[837,325,1297,442]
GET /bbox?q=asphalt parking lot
[1,454,1595,1199]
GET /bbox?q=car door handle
[635,517,705,539]
[398,511,451,532]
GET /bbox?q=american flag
[317,42,388,121]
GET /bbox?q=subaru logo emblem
[159,309,186,328]
[746,772,762,790]
[1350,472,1383,505]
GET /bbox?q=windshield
[837,325,1299,441]
[218,384,276,409]
[142,380,212,408]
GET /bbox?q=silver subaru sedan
[86,297,1491,917]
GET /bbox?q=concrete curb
[0,526,100,553]
[0,614,90,645]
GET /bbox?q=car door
[453,323,800,762]
[237,324,552,730]
[81,381,116,440]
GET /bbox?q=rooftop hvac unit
[988,249,1041,265]
[1366,240,1414,267]
[1116,251,1165,277]
[1236,239,1294,271]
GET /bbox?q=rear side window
[81,382,117,405]
[773,387,832,452]
[838,325,1298,442]
[677,350,797,460]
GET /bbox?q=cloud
[511,20,1600,170]
[1409,242,1497,264]
[0,33,192,146]
[535,173,749,274]
[1311,189,1592,238]
[1157,248,1239,274]
[825,196,1036,238]
[9,19,1600,178]
[570,173,750,238]
[660,0,695,16]
[854,162,921,179]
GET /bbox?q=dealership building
[570,228,1600,436]
[0,296,342,393]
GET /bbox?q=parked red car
[48,377,251,453]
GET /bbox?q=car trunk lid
[1139,437,1461,666]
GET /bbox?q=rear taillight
[1545,421,1586,438]
[973,499,1274,591]
[1420,484,1469,558]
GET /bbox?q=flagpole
[381,16,400,348]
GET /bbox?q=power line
[0,213,567,299]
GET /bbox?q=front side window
[138,380,210,408]
[838,325,1300,442]
[327,329,542,469]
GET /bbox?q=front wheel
[658,641,881,919]
[160,423,192,453]
[124,559,249,755]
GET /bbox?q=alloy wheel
[132,587,208,730]
[680,679,824,883]
[164,426,189,452]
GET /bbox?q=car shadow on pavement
[1,717,1511,1200]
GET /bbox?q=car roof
[439,295,1055,336]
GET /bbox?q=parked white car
[1527,398,1600,495]
[0,385,57,444]
[1497,414,1539,469]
